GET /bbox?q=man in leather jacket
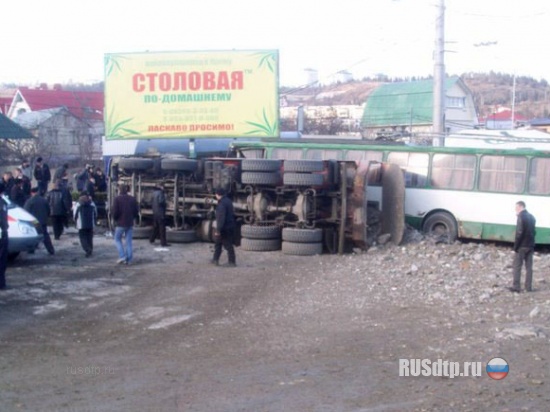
[511,201,536,293]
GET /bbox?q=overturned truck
[107,156,404,255]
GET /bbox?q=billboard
[104,50,279,140]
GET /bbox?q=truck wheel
[283,173,324,186]
[281,241,323,256]
[241,159,282,172]
[118,158,154,172]
[166,229,197,243]
[241,172,281,186]
[7,252,19,263]
[241,238,281,251]
[161,159,198,172]
[422,212,458,243]
[132,226,153,239]
[284,160,324,173]
[241,225,281,239]
[282,228,323,243]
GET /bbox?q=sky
[2,0,549,87]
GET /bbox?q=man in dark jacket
[211,188,236,267]
[54,163,69,190]
[112,184,139,265]
[73,191,97,257]
[510,201,536,293]
[94,167,108,192]
[24,187,55,255]
[0,183,9,290]
[46,180,72,240]
[149,184,168,247]
[10,178,26,207]
[34,157,51,195]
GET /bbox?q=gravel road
[0,227,549,411]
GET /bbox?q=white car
[2,195,43,261]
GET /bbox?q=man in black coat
[24,187,55,255]
[510,200,536,293]
[46,180,72,240]
[34,157,51,196]
[149,184,168,247]
[211,188,236,267]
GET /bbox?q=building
[360,76,479,141]
[4,85,104,163]
[13,107,101,163]
[481,108,527,130]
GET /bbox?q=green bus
[230,138,550,244]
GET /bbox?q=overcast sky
[2,0,549,87]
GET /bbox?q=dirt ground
[0,227,549,412]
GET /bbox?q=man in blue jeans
[111,184,139,265]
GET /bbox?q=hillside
[281,73,550,120]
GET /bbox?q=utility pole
[433,0,446,146]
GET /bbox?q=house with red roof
[4,85,104,163]
[481,107,527,130]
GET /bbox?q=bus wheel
[422,212,458,243]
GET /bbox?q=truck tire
[118,158,154,172]
[282,228,323,243]
[241,238,281,251]
[281,241,323,256]
[283,173,324,186]
[161,159,198,172]
[241,225,281,240]
[241,159,282,172]
[166,229,197,243]
[132,226,153,239]
[284,160,324,173]
[422,211,458,243]
[241,172,281,186]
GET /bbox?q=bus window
[387,152,428,188]
[345,151,363,162]
[479,155,527,193]
[529,157,550,194]
[431,154,475,190]
[271,148,303,160]
[305,149,340,160]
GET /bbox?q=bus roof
[230,138,550,156]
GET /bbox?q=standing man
[112,184,139,265]
[54,163,69,190]
[211,188,236,267]
[149,184,168,247]
[0,183,9,290]
[10,178,25,207]
[20,159,32,180]
[510,201,536,293]
[34,157,51,195]
[73,190,97,257]
[46,180,72,240]
[24,187,55,255]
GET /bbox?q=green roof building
[360,76,478,141]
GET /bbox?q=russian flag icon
[486,357,509,380]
